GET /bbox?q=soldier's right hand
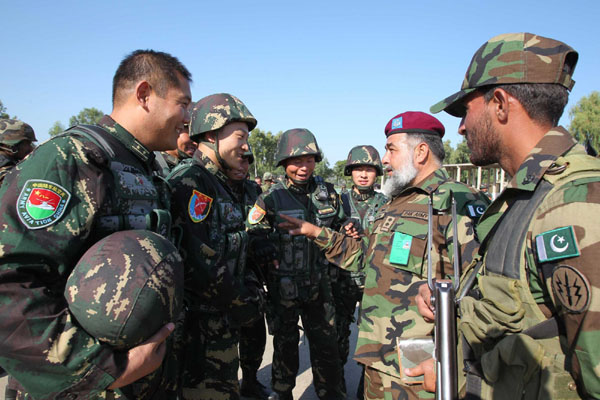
[250,240,279,270]
[107,322,174,390]
[415,283,435,322]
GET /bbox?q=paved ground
[0,314,362,400]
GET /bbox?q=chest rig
[268,177,339,284]
[171,157,249,284]
[459,153,600,400]
[64,125,171,239]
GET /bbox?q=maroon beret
[384,111,445,138]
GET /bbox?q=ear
[135,81,152,110]
[413,142,429,164]
[205,131,217,144]
[490,88,511,123]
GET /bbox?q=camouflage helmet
[431,33,578,117]
[344,145,383,176]
[189,93,257,141]
[65,230,184,350]
[275,128,323,167]
[0,119,37,146]
[262,172,273,181]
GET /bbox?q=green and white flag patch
[17,179,71,229]
[535,226,580,263]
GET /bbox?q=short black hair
[480,83,568,126]
[112,50,192,106]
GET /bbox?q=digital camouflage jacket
[0,116,171,399]
[313,168,490,378]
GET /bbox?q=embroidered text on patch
[17,180,71,229]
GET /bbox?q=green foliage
[331,159,351,186]
[248,128,281,178]
[569,91,600,152]
[449,139,471,164]
[69,107,104,127]
[49,121,66,136]
[314,157,334,180]
[0,100,9,119]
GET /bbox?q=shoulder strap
[63,124,116,158]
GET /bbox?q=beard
[466,111,501,166]
[382,160,418,198]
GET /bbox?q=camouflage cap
[65,230,183,350]
[344,145,383,176]
[431,33,578,117]
[275,128,323,167]
[262,172,273,181]
[189,93,257,140]
[0,119,37,146]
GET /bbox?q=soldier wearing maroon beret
[278,111,490,400]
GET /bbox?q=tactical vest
[268,177,339,288]
[169,158,249,286]
[61,125,172,239]
[340,190,387,286]
[459,153,600,400]
[0,153,16,185]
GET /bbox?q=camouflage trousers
[330,266,363,395]
[364,366,434,400]
[181,310,240,400]
[239,313,267,375]
[267,275,343,400]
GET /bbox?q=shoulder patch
[535,226,580,263]
[188,190,213,223]
[466,203,486,218]
[551,265,590,313]
[248,204,266,224]
[16,179,71,229]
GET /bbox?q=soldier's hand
[343,220,361,239]
[278,213,322,239]
[108,322,174,390]
[416,283,435,322]
[405,358,436,392]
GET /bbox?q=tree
[0,100,9,119]
[314,157,334,180]
[569,91,600,152]
[69,107,104,127]
[443,139,455,164]
[248,128,281,178]
[49,121,66,136]
[449,139,471,164]
[332,159,349,186]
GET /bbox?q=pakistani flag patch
[466,203,486,218]
[535,226,580,263]
[17,179,71,229]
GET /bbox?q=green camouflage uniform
[168,94,261,400]
[333,145,388,395]
[0,119,37,185]
[247,129,344,400]
[313,168,490,400]
[155,150,190,178]
[261,172,274,193]
[431,33,600,399]
[0,116,175,399]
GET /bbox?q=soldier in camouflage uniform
[168,93,262,400]
[247,129,344,400]
[333,145,388,397]
[261,171,275,192]
[0,50,192,399]
[224,148,270,399]
[279,112,490,400]
[0,119,37,185]
[155,124,197,177]
[411,33,600,399]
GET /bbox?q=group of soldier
[0,30,598,400]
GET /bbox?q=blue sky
[2,0,599,164]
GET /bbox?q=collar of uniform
[505,126,577,192]
[351,187,374,202]
[397,168,450,199]
[286,176,315,194]
[195,148,229,182]
[98,115,155,164]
